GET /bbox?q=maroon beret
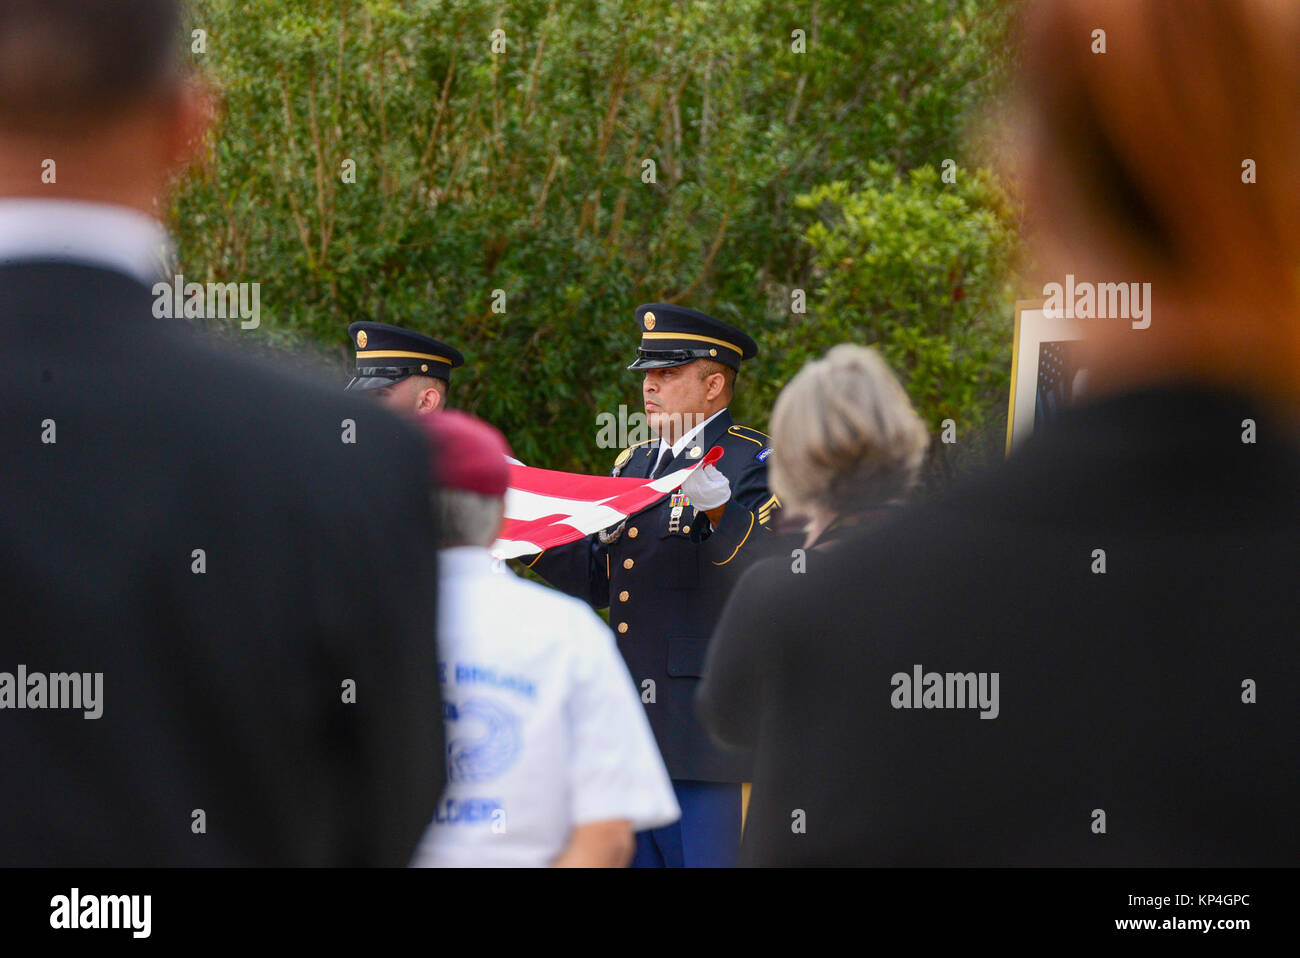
[418,410,512,498]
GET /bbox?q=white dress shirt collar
[438,545,496,579]
[0,199,174,285]
[654,406,727,470]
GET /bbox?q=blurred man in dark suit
[0,0,444,865]
[700,0,1300,866]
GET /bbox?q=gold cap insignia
[689,445,703,458]
[709,348,717,357]
[356,330,368,348]
[644,311,656,330]
[421,364,429,372]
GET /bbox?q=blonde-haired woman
[767,344,928,550]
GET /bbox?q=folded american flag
[491,446,723,560]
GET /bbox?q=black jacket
[529,408,779,782]
[700,386,1300,865]
[0,262,444,866]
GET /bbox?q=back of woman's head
[1013,0,1300,403]
[769,344,929,518]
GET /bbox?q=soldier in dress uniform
[345,321,465,416]
[527,303,783,867]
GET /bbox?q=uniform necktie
[651,446,673,479]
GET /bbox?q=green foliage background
[176,0,1022,482]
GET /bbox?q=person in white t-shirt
[411,410,679,867]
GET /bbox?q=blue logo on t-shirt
[446,696,521,783]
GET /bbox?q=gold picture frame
[1005,299,1086,454]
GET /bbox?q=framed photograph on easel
[1005,300,1088,454]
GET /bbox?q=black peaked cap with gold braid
[345,321,466,391]
[627,303,757,372]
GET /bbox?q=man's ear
[419,388,443,414]
[706,372,726,403]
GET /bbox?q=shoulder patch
[727,424,769,446]
[756,446,772,462]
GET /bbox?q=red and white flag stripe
[491,446,723,560]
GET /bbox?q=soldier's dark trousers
[630,781,741,868]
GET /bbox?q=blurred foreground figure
[0,0,444,865]
[411,411,678,867]
[700,0,1300,865]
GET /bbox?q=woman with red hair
[699,0,1300,866]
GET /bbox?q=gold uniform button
[619,590,629,602]
[682,525,690,534]
[627,527,639,538]
[623,558,634,570]
[617,622,629,634]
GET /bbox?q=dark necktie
[651,445,673,479]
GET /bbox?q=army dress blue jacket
[528,409,781,782]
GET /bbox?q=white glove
[680,462,731,512]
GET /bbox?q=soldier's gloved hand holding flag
[679,461,731,512]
